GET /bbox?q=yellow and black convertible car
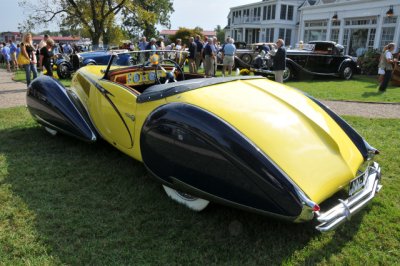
[26,52,382,232]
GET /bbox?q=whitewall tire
[44,127,58,136]
[162,185,210,211]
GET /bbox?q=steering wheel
[154,59,185,84]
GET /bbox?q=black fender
[27,75,97,142]
[338,58,356,73]
[83,59,97,65]
[140,103,303,219]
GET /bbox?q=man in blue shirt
[1,42,11,72]
[63,43,72,54]
[203,38,217,77]
[222,37,236,76]
[8,40,18,70]
[194,35,203,71]
[138,36,148,63]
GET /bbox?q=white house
[225,0,400,56]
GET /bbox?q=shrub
[357,49,381,75]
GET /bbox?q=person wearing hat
[145,38,157,61]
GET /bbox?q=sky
[0,0,258,33]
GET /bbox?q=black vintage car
[251,41,359,82]
[217,42,273,69]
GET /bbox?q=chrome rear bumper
[315,162,382,232]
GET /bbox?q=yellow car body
[26,55,382,232]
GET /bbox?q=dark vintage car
[26,51,382,232]
[251,41,359,82]
[217,42,273,69]
[56,49,134,79]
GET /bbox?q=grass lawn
[0,107,399,265]
[13,69,72,87]
[286,75,400,103]
[6,62,400,103]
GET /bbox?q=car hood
[169,78,364,203]
[78,51,109,59]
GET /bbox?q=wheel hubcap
[283,67,290,80]
[344,67,352,79]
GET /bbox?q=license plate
[349,174,366,196]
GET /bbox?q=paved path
[320,100,400,119]
[0,68,399,118]
[0,68,27,108]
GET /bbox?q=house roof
[32,36,81,42]
[1,31,21,35]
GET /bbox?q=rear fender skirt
[140,102,303,218]
[27,75,97,142]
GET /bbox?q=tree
[215,25,225,43]
[19,0,128,46]
[18,0,173,46]
[121,0,173,39]
[170,27,204,46]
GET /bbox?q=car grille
[71,54,80,70]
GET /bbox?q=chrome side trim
[315,162,382,232]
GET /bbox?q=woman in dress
[20,33,38,86]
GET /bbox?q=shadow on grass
[1,126,365,264]
[362,91,385,98]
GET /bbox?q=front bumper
[315,162,382,232]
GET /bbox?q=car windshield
[108,50,189,67]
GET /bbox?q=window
[304,29,327,43]
[279,5,293,20]
[278,28,292,46]
[272,5,275,19]
[331,29,339,43]
[254,7,261,21]
[263,6,267,20]
[345,18,377,26]
[343,29,349,51]
[266,28,274,42]
[287,6,294,20]
[267,5,271,20]
[265,5,276,20]
[380,27,395,49]
[368,28,375,50]
[279,28,285,39]
[305,21,327,27]
[383,16,397,24]
[280,5,287,20]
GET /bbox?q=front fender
[83,59,96,66]
[27,75,97,142]
[338,58,357,72]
